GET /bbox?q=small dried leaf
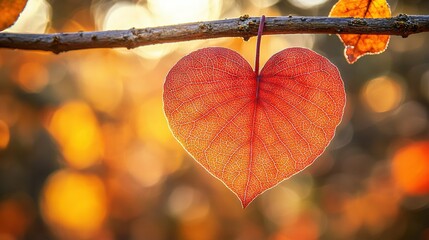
[0,0,28,31]
[329,0,391,64]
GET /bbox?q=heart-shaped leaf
[164,47,345,208]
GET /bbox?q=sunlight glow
[73,54,124,113]
[249,0,279,8]
[103,2,175,59]
[136,98,174,144]
[101,0,222,59]
[147,0,222,25]
[288,0,328,9]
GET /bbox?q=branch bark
[1,14,428,53]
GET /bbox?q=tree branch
[1,14,428,53]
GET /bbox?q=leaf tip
[345,46,358,64]
[240,198,253,209]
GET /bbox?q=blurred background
[0,0,429,239]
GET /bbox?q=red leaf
[164,47,345,208]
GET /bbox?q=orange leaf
[164,47,345,208]
[329,0,391,64]
[0,0,28,31]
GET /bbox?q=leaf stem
[255,15,265,76]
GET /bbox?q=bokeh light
[147,0,222,25]
[249,0,279,8]
[41,170,107,239]
[125,143,166,187]
[15,61,49,93]
[136,97,175,145]
[167,185,210,221]
[361,75,404,113]
[101,0,222,59]
[0,196,34,239]
[261,186,301,225]
[392,141,429,195]
[0,93,20,126]
[72,53,124,113]
[0,120,10,149]
[271,210,321,240]
[288,0,329,9]
[49,101,103,169]
[220,0,242,18]
[102,2,176,59]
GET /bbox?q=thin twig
[0,14,428,53]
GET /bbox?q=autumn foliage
[164,47,345,207]
[329,0,391,63]
[0,0,27,31]
[0,0,428,239]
